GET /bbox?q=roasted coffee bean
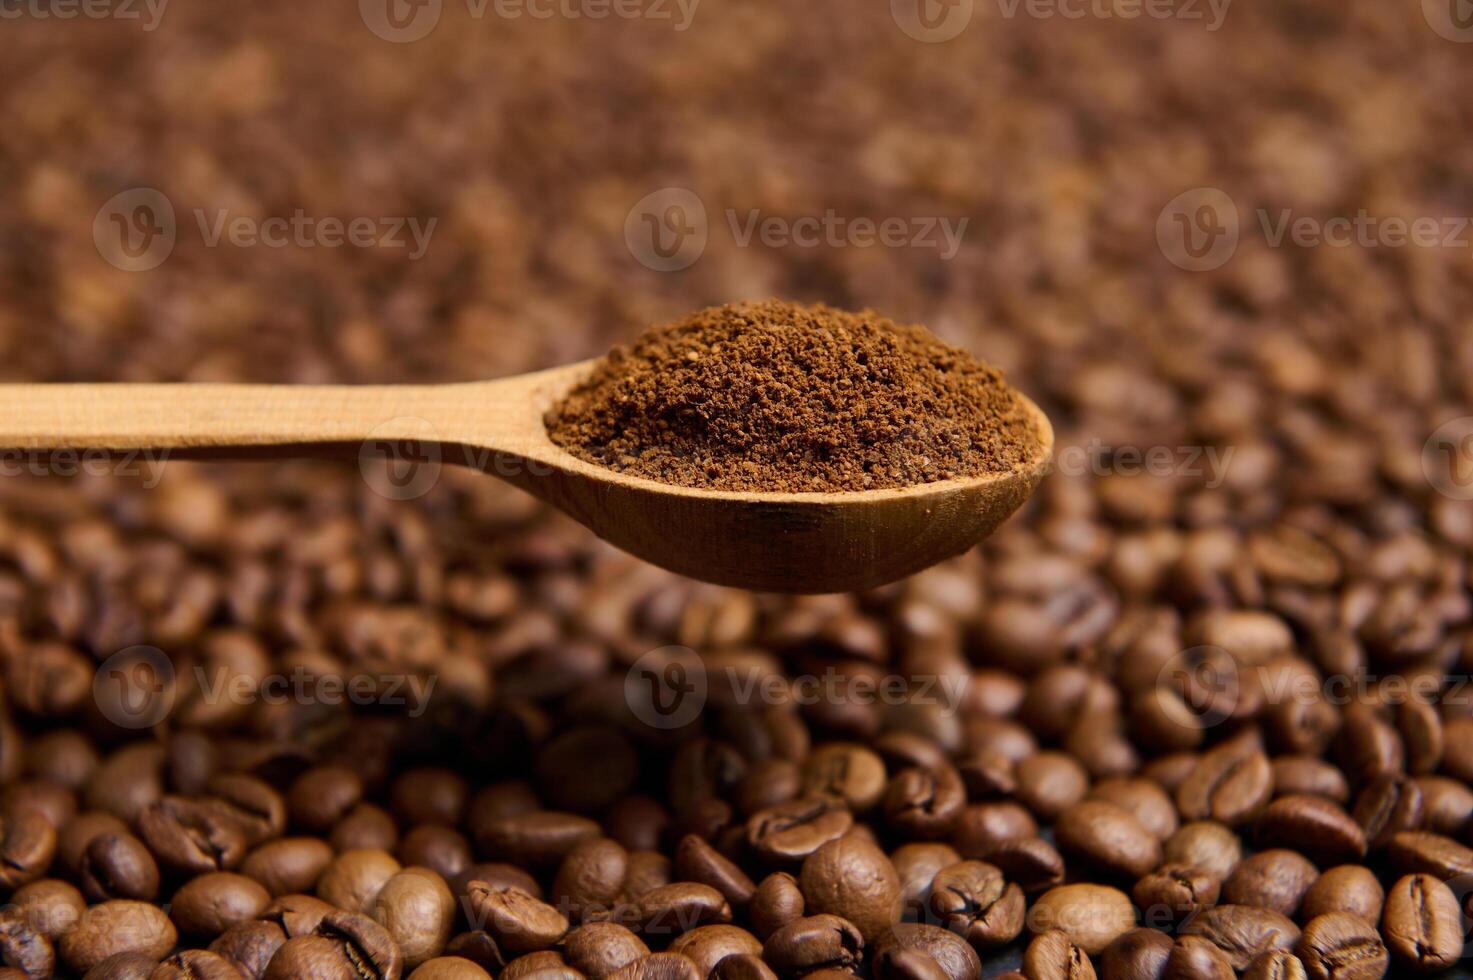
[0,908,54,979]
[927,860,1024,947]
[454,864,541,905]
[750,873,805,940]
[1015,754,1091,824]
[442,932,507,975]
[138,796,249,875]
[798,836,900,942]
[1179,906,1301,972]
[11,878,85,938]
[710,954,778,980]
[1221,850,1318,918]
[373,868,456,969]
[83,952,162,980]
[537,727,638,815]
[1241,950,1307,980]
[286,766,365,833]
[171,872,271,938]
[1023,929,1096,980]
[1027,884,1136,956]
[241,837,335,896]
[464,882,569,955]
[331,804,400,853]
[1410,776,1473,836]
[400,826,473,882]
[317,848,403,914]
[882,767,965,838]
[478,812,602,869]
[608,952,701,980]
[1254,796,1366,865]
[553,837,628,919]
[1294,913,1387,980]
[1349,776,1423,850]
[150,949,244,980]
[870,949,948,980]
[761,915,863,978]
[259,894,336,938]
[950,802,1037,858]
[1335,707,1404,786]
[1054,800,1162,879]
[0,809,55,890]
[668,924,762,978]
[80,832,161,902]
[2,780,77,830]
[390,768,469,828]
[499,950,580,980]
[1097,928,1172,980]
[1382,873,1461,971]
[1132,864,1221,929]
[1299,866,1383,923]
[890,843,958,920]
[956,751,1017,799]
[603,797,668,854]
[985,836,1066,894]
[747,799,853,865]
[635,883,733,937]
[868,924,980,980]
[409,958,494,979]
[209,919,287,980]
[1386,831,1473,879]
[674,834,756,910]
[1176,745,1272,827]
[1162,822,1241,881]
[83,746,165,825]
[735,759,802,817]
[208,774,287,846]
[798,745,886,813]
[289,909,401,980]
[1396,700,1443,775]
[561,922,649,980]
[1142,754,1201,794]
[1270,757,1349,805]
[59,812,131,877]
[1165,935,1235,980]
[58,901,178,976]
[622,852,673,900]
[1087,779,1178,841]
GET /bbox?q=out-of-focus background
[0,2,1468,705]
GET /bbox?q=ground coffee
[545,301,1042,492]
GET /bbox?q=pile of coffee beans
[3,1,1473,979]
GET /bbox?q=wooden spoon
[0,360,1053,592]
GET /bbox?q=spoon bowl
[0,358,1053,592]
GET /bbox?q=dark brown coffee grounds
[545,301,1042,493]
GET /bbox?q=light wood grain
[0,360,1054,592]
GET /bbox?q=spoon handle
[0,382,457,458]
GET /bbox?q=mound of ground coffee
[546,301,1042,492]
